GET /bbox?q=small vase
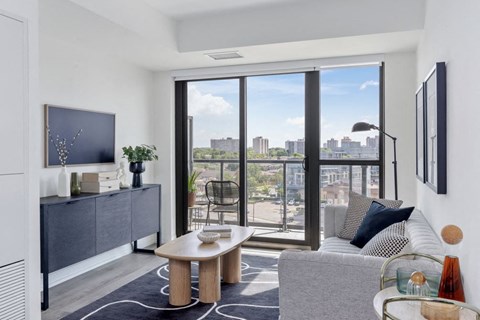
[438,255,465,302]
[129,162,145,188]
[58,166,70,197]
[70,172,81,196]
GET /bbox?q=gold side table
[375,253,480,320]
[374,287,480,320]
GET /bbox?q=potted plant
[122,144,158,188]
[187,171,200,207]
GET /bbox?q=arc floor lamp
[352,122,398,200]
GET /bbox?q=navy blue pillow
[350,201,414,248]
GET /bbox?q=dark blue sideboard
[40,184,161,310]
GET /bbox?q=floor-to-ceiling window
[246,73,306,242]
[187,79,241,226]
[176,62,383,248]
[319,64,383,240]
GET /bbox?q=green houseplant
[122,144,158,188]
[187,171,200,207]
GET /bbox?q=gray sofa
[278,205,444,320]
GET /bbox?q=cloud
[188,85,233,116]
[286,116,305,128]
[359,80,379,90]
[248,76,304,96]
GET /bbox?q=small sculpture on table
[117,162,130,189]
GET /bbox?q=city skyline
[204,134,379,153]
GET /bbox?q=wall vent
[0,260,25,320]
[206,51,243,60]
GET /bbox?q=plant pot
[188,192,196,207]
[129,162,145,188]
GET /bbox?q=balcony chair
[205,180,240,225]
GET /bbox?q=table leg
[223,246,242,283]
[169,259,191,306]
[199,257,221,303]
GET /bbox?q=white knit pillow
[360,221,409,258]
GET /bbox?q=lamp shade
[352,122,375,132]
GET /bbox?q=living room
[0,0,479,319]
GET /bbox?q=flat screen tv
[45,105,115,167]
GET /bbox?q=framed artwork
[45,105,116,167]
[415,84,426,182]
[424,62,447,194]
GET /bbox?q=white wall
[152,72,176,242]
[0,1,40,319]
[417,0,480,307]
[39,35,156,196]
[384,52,417,206]
[39,26,158,286]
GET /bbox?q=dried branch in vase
[47,127,83,166]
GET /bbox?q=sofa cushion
[337,191,403,240]
[319,237,362,254]
[360,221,409,258]
[406,209,444,255]
[350,201,414,248]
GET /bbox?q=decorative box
[81,179,120,193]
[82,171,117,182]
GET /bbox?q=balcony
[188,159,379,243]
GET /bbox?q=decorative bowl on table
[197,232,221,244]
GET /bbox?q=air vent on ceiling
[206,51,243,60]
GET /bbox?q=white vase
[58,166,70,197]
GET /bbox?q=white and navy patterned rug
[62,254,279,320]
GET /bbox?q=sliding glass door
[187,79,241,227]
[175,63,383,249]
[246,73,307,242]
[318,65,383,240]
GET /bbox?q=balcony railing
[190,159,380,234]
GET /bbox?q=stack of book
[203,225,232,238]
[81,171,119,193]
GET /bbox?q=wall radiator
[0,260,25,320]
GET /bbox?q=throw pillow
[360,221,409,258]
[337,191,403,240]
[350,201,414,248]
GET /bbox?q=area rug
[62,254,279,320]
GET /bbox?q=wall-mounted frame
[45,105,116,167]
[415,84,426,182]
[424,62,447,194]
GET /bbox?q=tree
[269,147,287,158]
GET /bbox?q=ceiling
[41,0,426,71]
[142,0,299,19]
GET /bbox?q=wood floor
[41,252,167,320]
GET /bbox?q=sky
[188,65,380,148]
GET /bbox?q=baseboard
[47,235,157,288]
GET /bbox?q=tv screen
[45,105,115,167]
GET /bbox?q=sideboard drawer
[46,199,96,272]
[131,186,160,241]
[96,192,132,254]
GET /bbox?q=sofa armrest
[324,205,347,238]
[278,250,440,320]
